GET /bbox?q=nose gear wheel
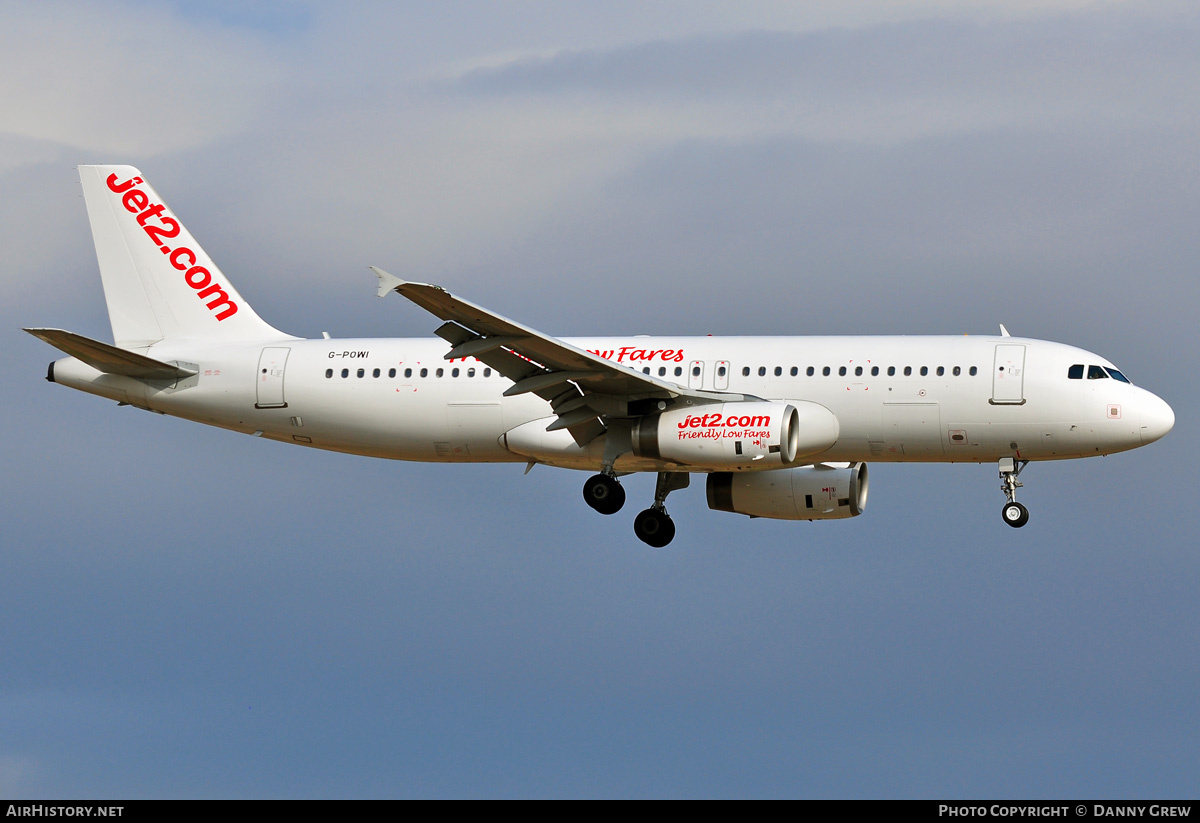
[998,458,1030,528]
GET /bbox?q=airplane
[26,165,1175,547]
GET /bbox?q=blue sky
[2,0,1197,798]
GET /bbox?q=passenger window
[936,366,944,376]
[1106,368,1131,384]
[969,366,978,376]
[658,367,666,376]
[871,366,879,376]
[887,366,895,376]
[807,366,815,376]
[404,368,413,378]
[435,368,443,377]
[388,368,396,378]
[839,366,847,376]
[675,367,684,377]
[904,366,912,376]
[643,367,650,374]
[468,368,475,377]
[484,368,492,377]
[758,366,766,377]
[823,366,831,376]
[1088,365,1109,380]
[1068,364,1084,380]
[953,366,961,376]
[742,367,750,377]
[325,369,333,378]
[790,366,797,376]
[452,368,460,377]
[357,368,365,378]
[774,367,782,377]
[373,368,381,378]
[920,366,928,376]
[420,368,428,378]
[693,366,701,377]
[341,368,349,378]
[854,366,863,376]
[718,365,727,377]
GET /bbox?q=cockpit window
[1087,365,1109,380]
[1068,364,1084,380]
[1105,367,1131,384]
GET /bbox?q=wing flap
[430,317,605,445]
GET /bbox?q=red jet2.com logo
[106,173,238,321]
[676,412,772,442]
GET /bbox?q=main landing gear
[999,457,1030,528]
[582,471,689,548]
[583,472,625,515]
[633,472,689,548]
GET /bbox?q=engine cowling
[706,462,869,520]
[631,401,838,470]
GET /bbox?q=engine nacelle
[631,401,838,470]
[707,462,869,520]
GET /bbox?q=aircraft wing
[371,268,744,445]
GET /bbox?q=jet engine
[631,401,838,470]
[706,462,868,520]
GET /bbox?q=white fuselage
[40,165,1176,541]
[49,333,1174,473]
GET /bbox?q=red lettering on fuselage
[587,346,685,363]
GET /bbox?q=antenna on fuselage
[999,324,1011,337]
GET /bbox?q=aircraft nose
[1140,392,1175,445]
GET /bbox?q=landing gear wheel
[1002,501,1029,528]
[634,508,676,548]
[583,474,625,515]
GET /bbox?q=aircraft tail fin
[78,165,289,348]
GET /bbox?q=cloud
[7,3,1198,307]
[265,7,1200,285]
[446,12,1200,142]
[0,2,281,162]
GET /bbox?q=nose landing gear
[999,457,1030,528]
[1002,500,1029,528]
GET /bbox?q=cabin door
[991,344,1027,405]
[255,347,290,409]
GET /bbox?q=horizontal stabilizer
[24,328,197,380]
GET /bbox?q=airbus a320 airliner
[27,166,1174,546]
